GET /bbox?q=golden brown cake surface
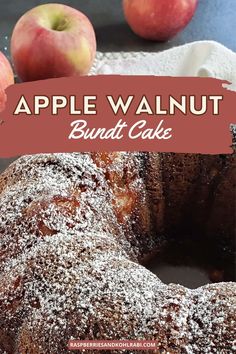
[0,152,235,353]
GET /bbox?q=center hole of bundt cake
[145,237,234,289]
[148,263,211,289]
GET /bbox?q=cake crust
[0,152,235,353]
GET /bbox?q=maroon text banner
[0,76,235,157]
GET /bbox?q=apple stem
[52,16,69,32]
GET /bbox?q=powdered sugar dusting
[0,152,235,353]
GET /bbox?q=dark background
[0,0,236,53]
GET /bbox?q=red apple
[123,0,198,41]
[0,51,14,112]
[11,3,97,82]
[0,85,6,113]
[0,52,14,90]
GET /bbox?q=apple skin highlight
[11,4,97,82]
[0,51,14,112]
[0,51,14,90]
[123,0,198,41]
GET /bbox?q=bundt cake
[0,152,235,353]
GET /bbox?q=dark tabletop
[1,0,236,53]
[0,0,236,173]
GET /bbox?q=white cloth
[90,41,236,90]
